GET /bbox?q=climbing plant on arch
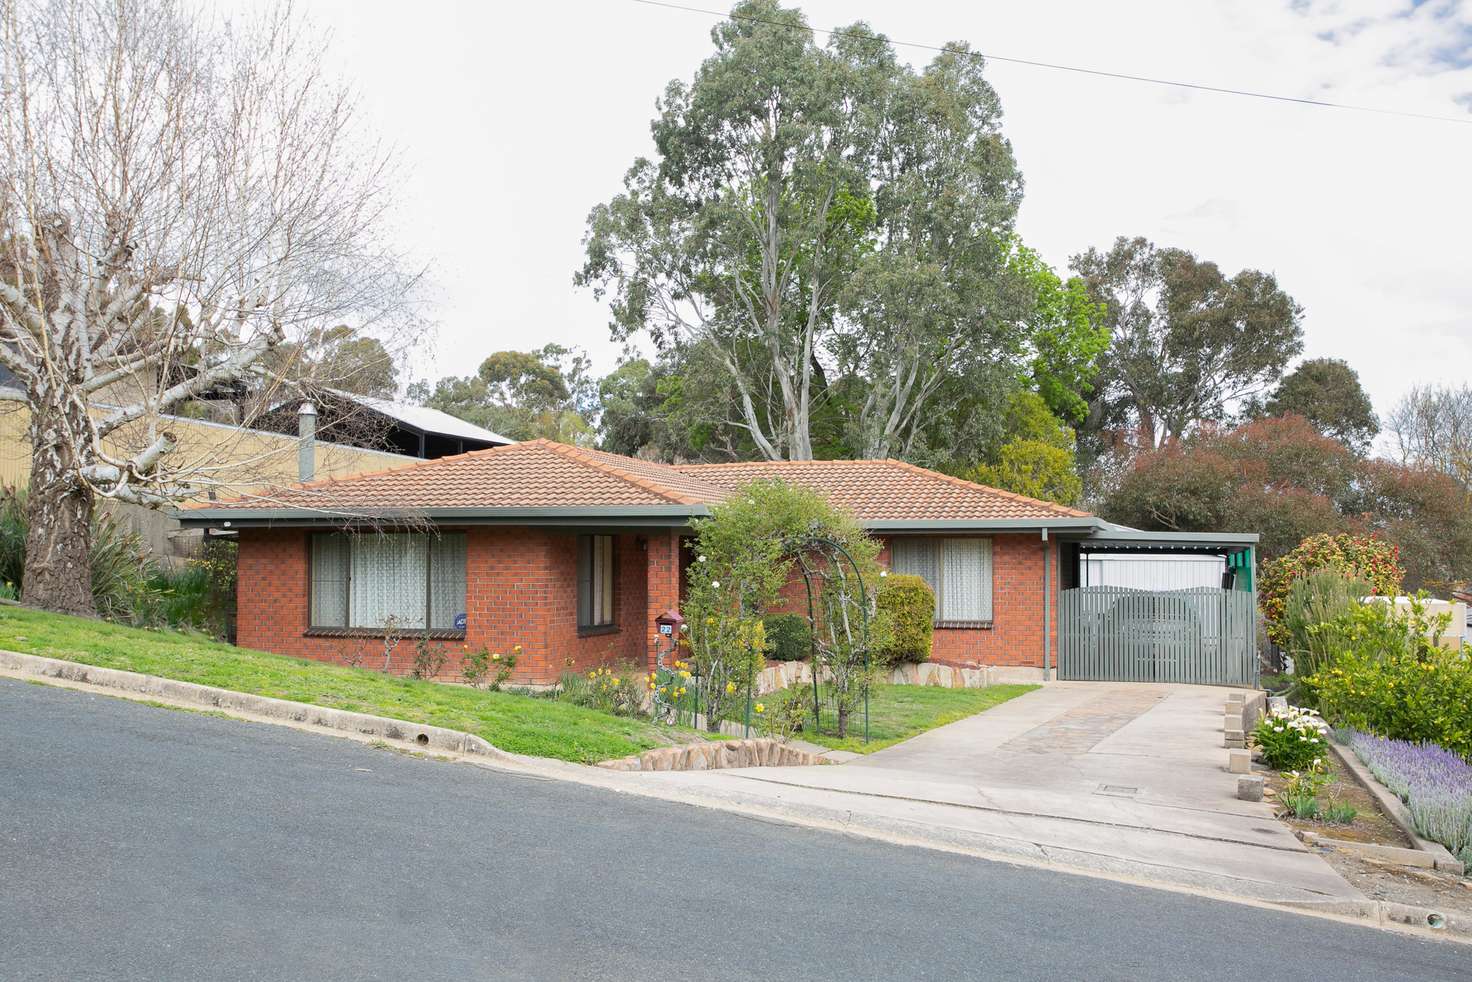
[680,480,886,739]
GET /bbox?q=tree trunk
[21,400,96,617]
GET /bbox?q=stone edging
[596,738,830,772]
[0,649,516,763]
[1327,739,1466,875]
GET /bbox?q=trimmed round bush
[762,613,812,662]
[876,573,934,664]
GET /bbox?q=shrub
[461,644,520,690]
[562,663,646,717]
[1252,705,1329,772]
[756,684,811,743]
[0,486,183,626]
[1260,533,1402,646]
[762,613,812,662]
[1280,569,1370,682]
[876,573,934,664]
[1307,601,1472,760]
[1349,732,1472,864]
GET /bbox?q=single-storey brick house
[179,439,1257,685]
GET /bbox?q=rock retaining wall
[754,660,1045,695]
[596,738,829,772]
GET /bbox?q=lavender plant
[1348,731,1472,865]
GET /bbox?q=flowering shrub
[1252,705,1328,772]
[756,684,811,743]
[561,663,645,716]
[460,643,520,690]
[1260,533,1403,646]
[1306,600,1472,760]
[1349,731,1472,865]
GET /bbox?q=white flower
[1274,726,1284,733]
[710,580,720,589]
[697,555,707,563]
[879,570,888,578]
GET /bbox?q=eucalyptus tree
[1071,236,1303,459]
[0,0,419,614]
[578,1,1042,462]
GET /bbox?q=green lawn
[770,681,1038,754]
[0,605,713,764]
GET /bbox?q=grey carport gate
[1058,586,1257,686]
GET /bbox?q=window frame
[890,536,995,629]
[576,533,618,636]
[305,530,468,639]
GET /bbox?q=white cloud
[296,0,1471,422]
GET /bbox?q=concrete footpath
[631,683,1365,906]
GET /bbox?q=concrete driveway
[643,682,1362,905]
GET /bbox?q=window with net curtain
[310,532,467,631]
[889,537,994,626]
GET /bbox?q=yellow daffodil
[726,681,736,694]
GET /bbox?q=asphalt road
[1,678,1465,982]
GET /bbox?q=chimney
[297,401,317,482]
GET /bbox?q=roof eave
[867,518,1103,532]
[176,504,710,529]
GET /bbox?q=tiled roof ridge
[182,439,526,510]
[540,441,709,506]
[881,458,1093,518]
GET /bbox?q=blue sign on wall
[453,612,467,630]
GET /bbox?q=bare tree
[0,0,420,614]
[1388,383,1472,488]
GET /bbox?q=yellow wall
[0,396,412,499]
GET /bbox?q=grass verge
[0,605,713,764]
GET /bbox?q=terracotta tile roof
[192,439,1090,523]
[677,459,1091,522]
[195,439,728,512]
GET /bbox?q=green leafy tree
[578,1,1028,462]
[307,325,398,398]
[968,441,1082,506]
[1071,236,1304,478]
[961,391,1083,505]
[410,344,594,443]
[1252,358,1378,452]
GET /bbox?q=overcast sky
[305,0,1471,425]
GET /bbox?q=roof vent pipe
[298,401,317,482]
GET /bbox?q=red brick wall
[234,526,1058,683]
[236,526,680,686]
[876,534,1059,669]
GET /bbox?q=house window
[309,532,467,632]
[889,537,994,626]
[577,534,616,631]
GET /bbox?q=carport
[1055,527,1259,686]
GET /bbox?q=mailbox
[654,608,685,638]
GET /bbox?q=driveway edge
[5,651,1467,946]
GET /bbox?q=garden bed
[1265,752,1411,847]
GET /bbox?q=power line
[631,0,1472,127]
